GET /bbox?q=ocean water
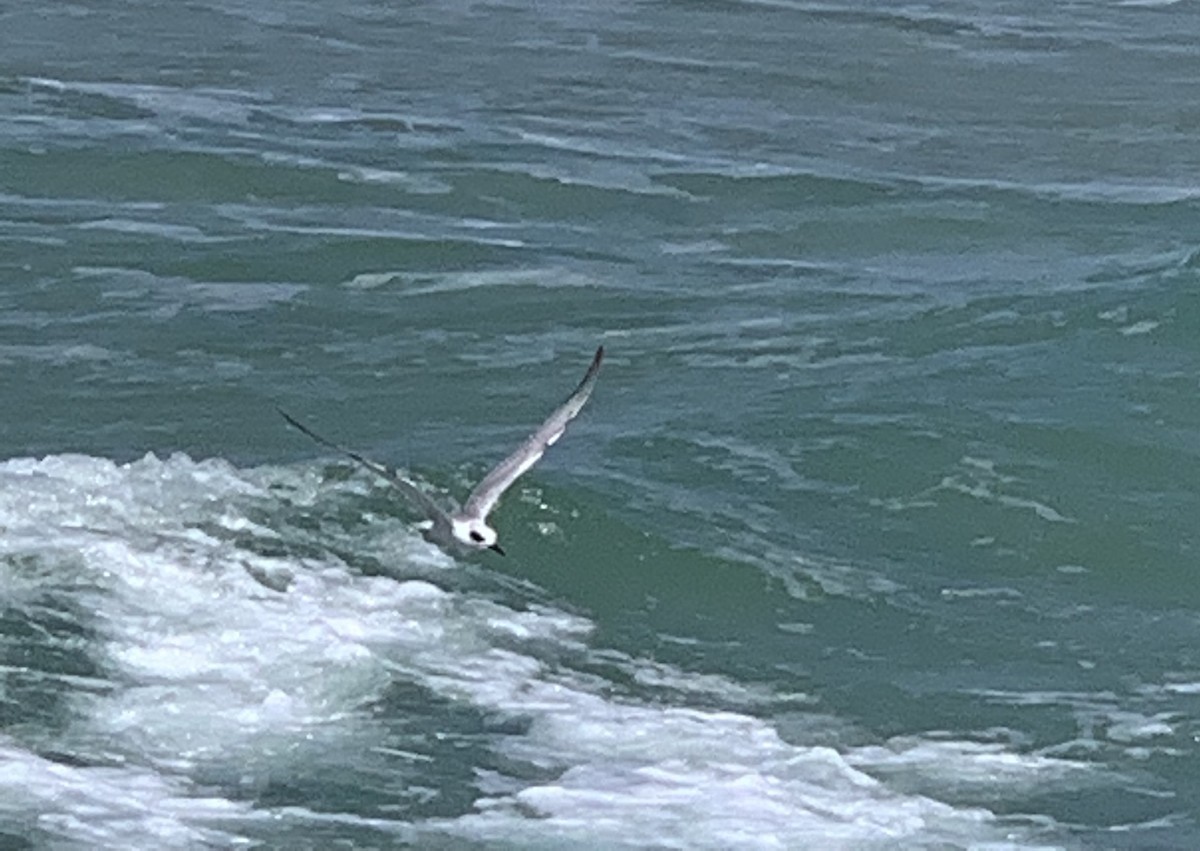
[3,1,1200,847]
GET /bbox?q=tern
[278,346,604,556]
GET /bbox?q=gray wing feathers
[277,406,448,523]
[463,346,604,519]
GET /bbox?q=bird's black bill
[489,543,506,556]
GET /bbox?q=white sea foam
[0,738,257,848]
[74,218,221,242]
[849,736,1092,800]
[71,266,307,313]
[24,77,263,125]
[1119,319,1160,337]
[335,166,452,194]
[374,266,598,297]
[924,456,1075,524]
[435,701,1021,850]
[0,344,121,366]
[1103,712,1176,743]
[0,452,1074,848]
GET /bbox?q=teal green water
[3,2,1200,848]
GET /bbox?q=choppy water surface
[3,1,1200,848]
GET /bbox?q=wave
[0,452,1074,847]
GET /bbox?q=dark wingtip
[276,405,304,433]
[585,345,604,379]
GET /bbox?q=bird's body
[279,346,604,555]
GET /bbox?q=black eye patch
[469,530,485,542]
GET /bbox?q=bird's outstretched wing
[277,407,448,523]
[463,346,604,521]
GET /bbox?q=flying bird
[279,346,604,555]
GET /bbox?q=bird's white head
[451,517,504,555]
